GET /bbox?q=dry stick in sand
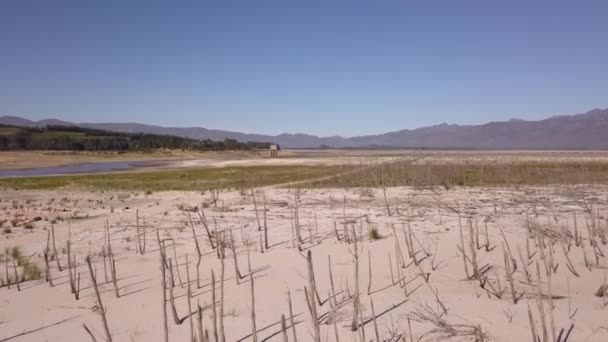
[350,224,361,332]
[308,223,313,247]
[109,250,119,298]
[45,230,51,271]
[281,314,289,342]
[211,270,218,342]
[382,184,392,216]
[395,244,405,288]
[484,220,492,252]
[503,243,519,304]
[167,259,182,324]
[197,206,216,250]
[188,212,203,289]
[101,247,110,284]
[197,300,205,342]
[370,296,381,342]
[546,243,557,342]
[474,218,482,250]
[246,243,253,273]
[215,220,222,259]
[305,250,321,342]
[294,191,303,244]
[388,252,395,285]
[259,235,264,254]
[230,230,243,284]
[560,242,580,277]
[140,218,147,254]
[155,229,170,342]
[314,213,319,243]
[252,189,262,232]
[458,214,471,279]
[328,255,338,306]
[517,246,532,283]
[44,249,53,287]
[4,249,11,289]
[499,228,517,272]
[250,272,259,342]
[186,255,195,342]
[83,323,99,342]
[391,225,406,268]
[69,248,81,300]
[85,256,113,342]
[290,220,296,249]
[12,260,21,291]
[67,239,76,293]
[171,241,184,288]
[573,212,581,247]
[527,303,539,342]
[407,317,415,342]
[357,295,366,342]
[263,191,269,250]
[75,271,82,300]
[51,224,63,271]
[304,287,320,342]
[468,219,480,279]
[328,290,340,342]
[219,233,226,342]
[333,222,342,242]
[136,209,142,254]
[105,222,120,298]
[534,262,548,342]
[43,231,54,287]
[287,289,298,342]
[367,250,373,295]
[402,222,414,263]
[343,196,349,244]
[437,203,443,225]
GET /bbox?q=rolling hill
[2,108,607,149]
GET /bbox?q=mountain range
[1,108,607,149]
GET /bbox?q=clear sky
[1,1,607,137]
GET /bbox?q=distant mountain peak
[1,107,607,149]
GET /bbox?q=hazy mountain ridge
[2,108,608,149]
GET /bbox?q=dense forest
[0,124,272,151]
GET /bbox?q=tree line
[0,125,273,151]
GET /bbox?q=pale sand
[1,185,608,341]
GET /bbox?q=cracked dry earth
[1,185,608,341]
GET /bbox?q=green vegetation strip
[0,165,346,191]
[304,161,608,188]
[2,161,608,191]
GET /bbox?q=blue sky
[1,1,607,137]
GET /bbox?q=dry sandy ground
[1,185,608,341]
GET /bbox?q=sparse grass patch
[2,159,607,192]
[5,246,42,281]
[369,227,382,240]
[23,261,41,280]
[0,165,347,191]
[304,160,608,188]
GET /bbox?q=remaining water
[0,160,169,178]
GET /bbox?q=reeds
[85,255,113,342]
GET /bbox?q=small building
[270,144,278,157]
[253,144,280,157]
